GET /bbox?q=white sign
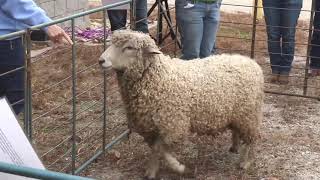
[102,0,129,10]
[0,97,45,180]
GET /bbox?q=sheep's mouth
[100,66,112,71]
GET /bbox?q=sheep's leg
[239,143,254,170]
[163,152,185,174]
[145,139,162,179]
[145,153,160,179]
[145,137,185,177]
[238,128,259,170]
[239,110,261,170]
[158,139,185,174]
[229,129,241,153]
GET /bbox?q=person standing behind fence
[102,0,149,33]
[309,0,320,76]
[175,0,221,60]
[263,0,303,84]
[0,0,72,115]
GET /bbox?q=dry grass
[29,8,320,180]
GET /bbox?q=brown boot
[268,74,279,84]
[278,74,289,85]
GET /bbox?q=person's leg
[263,0,282,75]
[107,10,127,31]
[279,0,302,75]
[310,0,320,73]
[200,1,221,58]
[179,3,205,60]
[135,0,149,33]
[310,29,320,70]
[175,0,188,48]
[0,38,25,115]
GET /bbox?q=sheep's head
[99,30,161,71]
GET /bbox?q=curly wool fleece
[111,30,264,147]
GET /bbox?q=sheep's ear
[143,46,162,55]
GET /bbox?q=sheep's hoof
[176,164,186,174]
[181,166,195,178]
[144,169,158,180]
[144,173,157,180]
[229,146,239,154]
[239,161,251,170]
[143,176,157,180]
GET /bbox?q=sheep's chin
[115,69,125,77]
[100,65,112,70]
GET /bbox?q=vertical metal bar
[303,0,316,95]
[164,0,175,41]
[102,9,107,154]
[71,18,77,175]
[157,0,163,45]
[156,0,160,44]
[23,29,32,141]
[23,34,29,137]
[250,0,259,59]
[26,29,33,141]
[174,21,177,58]
[103,9,107,51]
[130,0,136,30]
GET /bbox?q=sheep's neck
[115,70,132,124]
[123,60,152,87]
[115,62,152,105]
[115,64,154,131]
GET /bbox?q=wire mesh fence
[0,1,132,178]
[146,0,320,100]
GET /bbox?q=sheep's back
[163,54,264,134]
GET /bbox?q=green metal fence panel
[0,161,95,180]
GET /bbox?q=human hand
[47,25,73,45]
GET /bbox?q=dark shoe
[278,75,289,85]
[268,74,279,84]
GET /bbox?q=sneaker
[268,74,279,84]
[278,75,289,85]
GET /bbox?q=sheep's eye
[124,46,136,51]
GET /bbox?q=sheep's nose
[98,58,104,65]
[99,57,112,68]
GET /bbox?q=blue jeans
[107,0,148,33]
[263,0,302,75]
[107,10,127,31]
[176,0,221,60]
[310,0,320,69]
[0,38,25,115]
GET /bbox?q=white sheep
[99,30,264,179]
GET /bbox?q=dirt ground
[82,94,320,180]
[30,9,320,180]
